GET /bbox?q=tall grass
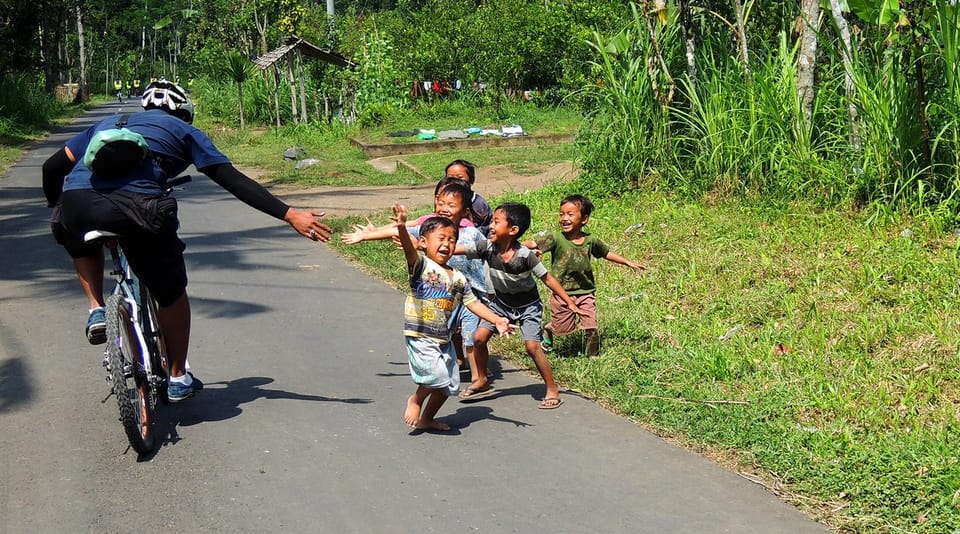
[575,3,960,222]
[0,74,65,134]
[575,3,675,196]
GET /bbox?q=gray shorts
[478,297,544,342]
[405,336,460,396]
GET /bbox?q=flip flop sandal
[459,384,496,401]
[539,397,564,410]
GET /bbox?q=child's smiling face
[419,225,458,265]
[434,192,467,222]
[558,201,588,235]
[488,208,518,245]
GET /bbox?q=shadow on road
[134,376,372,461]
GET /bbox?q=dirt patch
[256,161,578,218]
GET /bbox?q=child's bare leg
[416,390,451,431]
[465,345,478,379]
[525,340,560,402]
[543,322,554,345]
[584,328,600,357]
[470,328,493,388]
[404,386,432,427]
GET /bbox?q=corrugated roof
[253,35,355,69]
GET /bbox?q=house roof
[253,35,355,70]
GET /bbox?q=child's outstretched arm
[392,204,419,267]
[604,251,646,271]
[540,272,586,316]
[341,218,402,244]
[465,301,513,336]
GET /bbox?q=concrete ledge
[350,133,574,158]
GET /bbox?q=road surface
[0,104,828,533]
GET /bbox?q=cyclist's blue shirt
[63,109,230,195]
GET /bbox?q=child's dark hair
[445,159,477,184]
[495,202,531,238]
[420,216,459,241]
[561,194,594,218]
[433,177,473,210]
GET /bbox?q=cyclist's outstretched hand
[285,208,332,242]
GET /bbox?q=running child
[458,202,583,409]
[393,204,511,431]
[524,194,645,357]
[340,180,491,374]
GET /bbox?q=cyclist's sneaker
[86,307,107,345]
[168,372,203,402]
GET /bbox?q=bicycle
[84,175,191,454]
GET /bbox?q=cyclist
[41,79,332,401]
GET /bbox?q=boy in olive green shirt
[524,194,645,356]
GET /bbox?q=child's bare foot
[415,418,451,431]
[404,395,421,427]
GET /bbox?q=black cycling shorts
[53,189,188,307]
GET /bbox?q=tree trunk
[273,67,282,128]
[797,0,821,131]
[732,0,751,75]
[74,4,87,103]
[645,1,676,106]
[297,49,308,122]
[827,0,860,149]
[287,56,299,123]
[238,82,245,130]
[910,14,933,175]
[679,0,697,86]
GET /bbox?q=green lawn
[332,181,960,533]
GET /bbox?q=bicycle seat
[83,230,122,244]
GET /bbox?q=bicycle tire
[139,284,170,405]
[105,293,155,454]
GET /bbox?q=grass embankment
[332,182,960,533]
[0,96,102,174]
[201,102,579,187]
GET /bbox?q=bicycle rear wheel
[105,293,155,454]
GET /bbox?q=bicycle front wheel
[105,293,155,454]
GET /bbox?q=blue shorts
[450,303,480,347]
[477,297,544,342]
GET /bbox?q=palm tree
[222,51,253,129]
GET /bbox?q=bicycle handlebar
[166,175,192,189]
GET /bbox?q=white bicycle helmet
[141,79,195,123]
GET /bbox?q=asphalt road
[0,104,829,533]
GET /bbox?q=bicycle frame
[103,240,157,384]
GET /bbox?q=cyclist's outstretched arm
[41,147,77,207]
[201,163,332,242]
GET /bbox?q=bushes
[0,74,65,133]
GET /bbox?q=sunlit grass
[330,182,960,533]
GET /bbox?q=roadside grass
[0,100,96,175]
[200,105,577,188]
[330,182,960,533]
[353,99,582,144]
[402,143,577,179]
